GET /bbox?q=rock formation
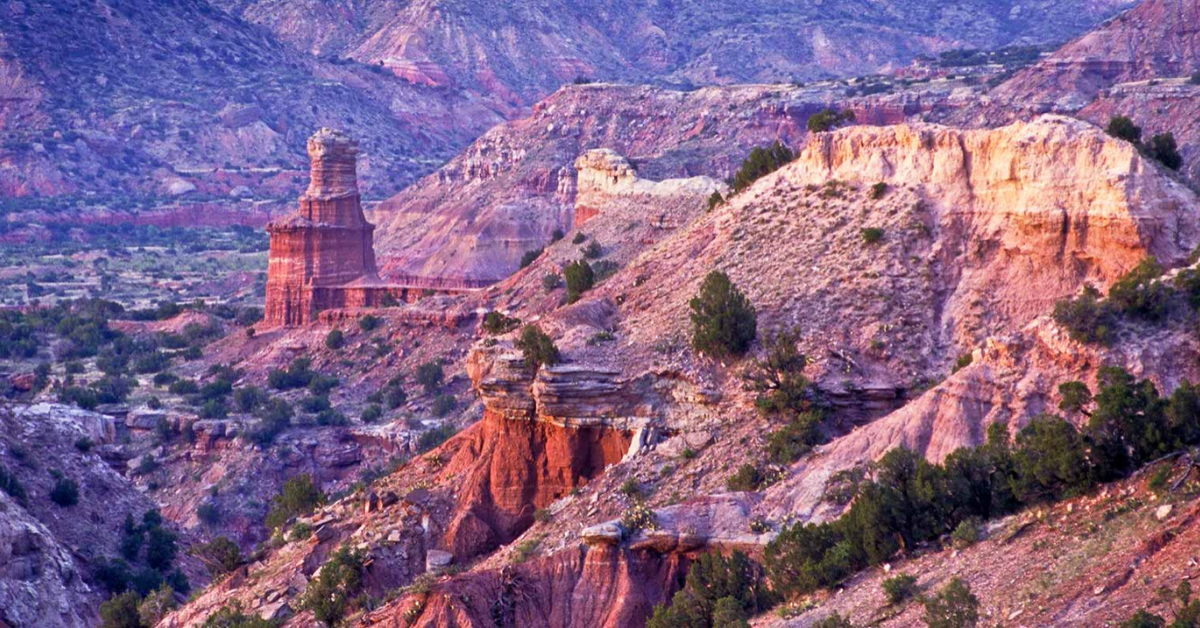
[265,129,381,326]
[573,149,724,226]
[264,129,478,327]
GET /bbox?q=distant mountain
[221,0,1137,105]
[0,0,1134,206]
[0,0,504,203]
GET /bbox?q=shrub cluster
[730,141,795,193]
[1106,115,1184,171]
[765,365,1200,599]
[646,551,777,628]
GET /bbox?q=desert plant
[50,473,79,506]
[807,109,856,133]
[870,182,889,200]
[265,474,324,531]
[1146,132,1183,171]
[707,191,724,212]
[483,311,520,335]
[1106,115,1142,143]
[324,329,344,350]
[922,577,979,628]
[883,573,919,605]
[690,270,757,359]
[564,259,595,303]
[301,546,365,627]
[519,248,543,269]
[415,361,444,394]
[860,227,885,244]
[515,325,560,369]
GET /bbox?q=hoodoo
[264,129,379,326]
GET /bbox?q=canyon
[3,1,1200,627]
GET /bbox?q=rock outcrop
[265,129,380,326]
[573,149,724,226]
[264,129,477,326]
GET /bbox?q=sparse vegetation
[483,311,521,335]
[922,577,979,628]
[860,227,885,244]
[265,474,324,531]
[519,248,544,269]
[415,361,444,394]
[883,573,919,605]
[324,329,344,350]
[301,546,365,627]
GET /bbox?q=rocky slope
[0,404,199,628]
[156,114,1200,628]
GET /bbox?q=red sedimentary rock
[264,128,380,326]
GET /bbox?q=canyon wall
[573,149,724,226]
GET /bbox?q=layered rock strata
[573,149,725,226]
[264,129,473,327]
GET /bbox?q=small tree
[807,109,856,133]
[415,361,444,394]
[193,536,242,578]
[1106,115,1142,144]
[99,591,143,628]
[519,248,543,269]
[483,311,520,335]
[50,474,79,507]
[922,577,979,628]
[302,546,366,627]
[1146,132,1183,171]
[515,325,560,370]
[265,474,325,530]
[324,329,344,350]
[690,271,757,359]
[564,260,595,303]
[706,191,724,212]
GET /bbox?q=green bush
[415,361,444,394]
[324,329,344,350]
[1053,286,1115,345]
[0,465,26,501]
[922,577,979,628]
[193,536,242,578]
[1147,132,1183,171]
[883,573,919,605]
[50,474,79,506]
[542,273,562,292]
[748,330,813,417]
[515,325,560,369]
[766,411,825,465]
[301,546,365,627]
[519,248,543,269]
[384,384,408,410]
[572,232,587,245]
[646,551,775,628]
[1106,115,1142,143]
[807,109,856,133]
[360,404,383,423]
[689,271,757,359]
[564,260,595,303]
[726,464,764,492]
[100,591,143,628]
[483,311,520,335]
[1107,257,1169,321]
[950,518,981,548]
[234,386,267,413]
[706,191,724,212]
[731,141,794,192]
[201,603,277,628]
[1010,414,1091,504]
[870,182,889,200]
[860,227,884,244]
[265,474,324,531]
[581,240,603,259]
[267,357,315,390]
[357,315,381,332]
